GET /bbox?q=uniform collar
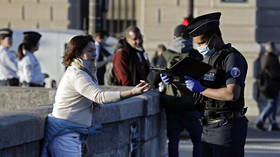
[0,45,7,52]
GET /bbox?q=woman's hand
[131,81,151,95]
[120,80,151,99]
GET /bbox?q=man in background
[113,26,149,86]
[159,24,203,157]
[93,31,113,85]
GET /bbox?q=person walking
[17,31,49,87]
[161,12,248,157]
[0,28,19,86]
[256,41,280,131]
[112,26,150,86]
[41,35,150,157]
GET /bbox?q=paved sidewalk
[179,115,280,157]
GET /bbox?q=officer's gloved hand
[184,75,205,94]
[160,73,173,85]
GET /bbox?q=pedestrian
[41,35,151,157]
[17,31,49,87]
[253,44,266,113]
[161,12,248,157]
[0,28,19,86]
[256,41,280,131]
[147,44,166,88]
[151,44,166,67]
[112,26,150,86]
[93,31,113,85]
[159,24,203,157]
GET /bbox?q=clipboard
[168,57,212,80]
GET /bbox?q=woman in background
[17,31,49,87]
[41,35,150,157]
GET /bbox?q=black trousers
[201,116,248,157]
[166,110,203,157]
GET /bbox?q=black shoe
[270,124,280,131]
[256,123,267,131]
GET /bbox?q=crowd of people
[1,11,280,157]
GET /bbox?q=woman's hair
[63,35,94,67]
[17,42,35,60]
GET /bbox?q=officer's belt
[202,108,247,125]
[204,108,247,119]
[202,118,225,125]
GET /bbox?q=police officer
[17,31,49,87]
[0,28,19,86]
[161,12,248,157]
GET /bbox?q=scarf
[71,58,98,83]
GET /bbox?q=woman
[41,35,150,157]
[0,28,19,86]
[17,31,49,87]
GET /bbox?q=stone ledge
[0,90,163,153]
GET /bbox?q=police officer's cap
[187,12,221,37]
[174,24,189,38]
[23,31,42,44]
[0,28,13,38]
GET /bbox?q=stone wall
[0,0,81,29]
[0,87,167,157]
[0,87,56,112]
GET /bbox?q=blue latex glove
[184,75,206,94]
[160,73,173,85]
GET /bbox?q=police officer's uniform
[18,31,45,87]
[187,12,248,157]
[0,28,19,86]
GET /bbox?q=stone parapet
[0,87,167,157]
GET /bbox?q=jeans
[166,110,202,157]
[49,133,82,157]
[257,91,280,126]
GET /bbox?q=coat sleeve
[112,49,131,86]
[73,70,121,104]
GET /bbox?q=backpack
[160,50,197,111]
[104,62,118,86]
[104,48,135,86]
[257,70,280,99]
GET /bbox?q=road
[179,116,280,157]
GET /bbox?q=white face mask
[197,36,215,56]
[197,45,215,56]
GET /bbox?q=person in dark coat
[256,41,280,131]
[112,26,149,86]
[159,24,203,157]
[93,31,113,85]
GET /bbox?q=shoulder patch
[230,67,241,78]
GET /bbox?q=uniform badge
[230,67,241,78]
